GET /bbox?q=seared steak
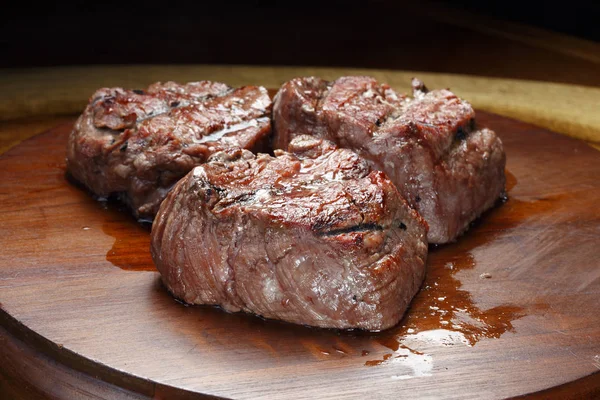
[151,136,428,331]
[273,76,506,243]
[66,81,272,220]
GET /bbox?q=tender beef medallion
[66,81,272,220]
[273,76,506,244]
[151,136,428,331]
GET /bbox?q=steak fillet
[273,76,506,243]
[151,136,428,331]
[66,81,272,220]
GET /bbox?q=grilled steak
[151,136,428,331]
[66,81,272,220]
[273,76,506,243]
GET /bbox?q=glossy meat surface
[67,81,272,219]
[273,76,506,243]
[151,136,428,331]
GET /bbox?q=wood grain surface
[1,111,599,399]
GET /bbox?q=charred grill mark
[342,188,366,225]
[310,213,341,233]
[193,180,228,210]
[193,178,227,199]
[207,183,226,195]
[136,106,180,124]
[318,223,383,237]
[209,188,271,212]
[313,187,370,236]
[231,192,256,203]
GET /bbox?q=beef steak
[151,136,428,331]
[273,76,506,243]
[66,81,272,219]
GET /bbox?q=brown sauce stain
[85,167,563,372]
[369,250,526,357]
[363,175,567,367]
[408,252,524,344]
[64,171,155,271]
[365,353,394,367]
[99,200,155,272]
[154,169,564,371]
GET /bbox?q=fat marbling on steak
[66,81,271,219]
[273,76,506,244]
[151,136,428,331]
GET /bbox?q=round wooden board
[1,112,599,399]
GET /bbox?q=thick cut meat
[151,136,428,331]
[273,76,506,243]
[66,81,272,219]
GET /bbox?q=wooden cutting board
[1,111,599,399]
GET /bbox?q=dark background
[2,1,599,84]
[451,0,599,41]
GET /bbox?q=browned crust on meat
[272,76,506,243]
[151,137,428,331]
[67,81,272,219]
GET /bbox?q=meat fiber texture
[151,136,428,331]
[273,76,506,244]
[66,81,272,220]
